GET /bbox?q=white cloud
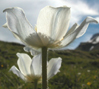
[63,0,98,15]
[47,0,99,26]
[95,17,99,22]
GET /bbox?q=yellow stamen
[35,26,37,32]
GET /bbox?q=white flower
[87,70,90,72]
[23,46,41,56]
[77,72,81,75]
[3,6,98,49]
[10,53,62,83]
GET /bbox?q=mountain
[76,33,99,51]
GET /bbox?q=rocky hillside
[76,33,99,51]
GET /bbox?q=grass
[0,41,99,89]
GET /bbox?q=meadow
[0,41,99,89]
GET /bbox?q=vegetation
[0,41,99,89]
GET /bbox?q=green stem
[42,47,47,89]
[34,80,38,89]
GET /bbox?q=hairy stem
[34,80,38,89]
[42,47,47,89]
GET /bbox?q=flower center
[25,32,62,48]
[25,75,41,83]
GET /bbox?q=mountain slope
[0,41,99,89]
[76,33,99,51]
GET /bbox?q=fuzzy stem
[42,47,47,89]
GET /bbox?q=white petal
[47,57,62,80]
[3,7,43,49]
[11,31,25,43]
[30,54,42,76]
[17,53,32,76]
[23,46,41,56]
[10,66,26,81]
[64,23,78,37]
[37,6,70,41]
[60,30,79,46]
[3,23,8,28]
[3,23,29,47]
[3,23,26,44]
[12,31,42,49]
[3,7,36,39]
[24,33,44,48]
[76,17,98,38]
[37,33,50,46]
[61,17,98,46]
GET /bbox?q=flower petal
[24,33,43,48]
[64,23,78,37]
[3,23,26,44]
[61,17,98,46]
[17,53,32,76]
[30,54,42,76]
[23,46,41,56]
[3,7,36,39]
[10,66,26,81]
[76,17,98,38]
[3,7,45,49]
[3,23,8,28]
[60,30,79,47]
[10,29,42,49]
[47,57,62,80]
[11,31,25,43]
[37,6,70,41]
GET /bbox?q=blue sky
[0,0,99,49]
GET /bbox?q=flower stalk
[42,47,47,89]
[33,80,38,89]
